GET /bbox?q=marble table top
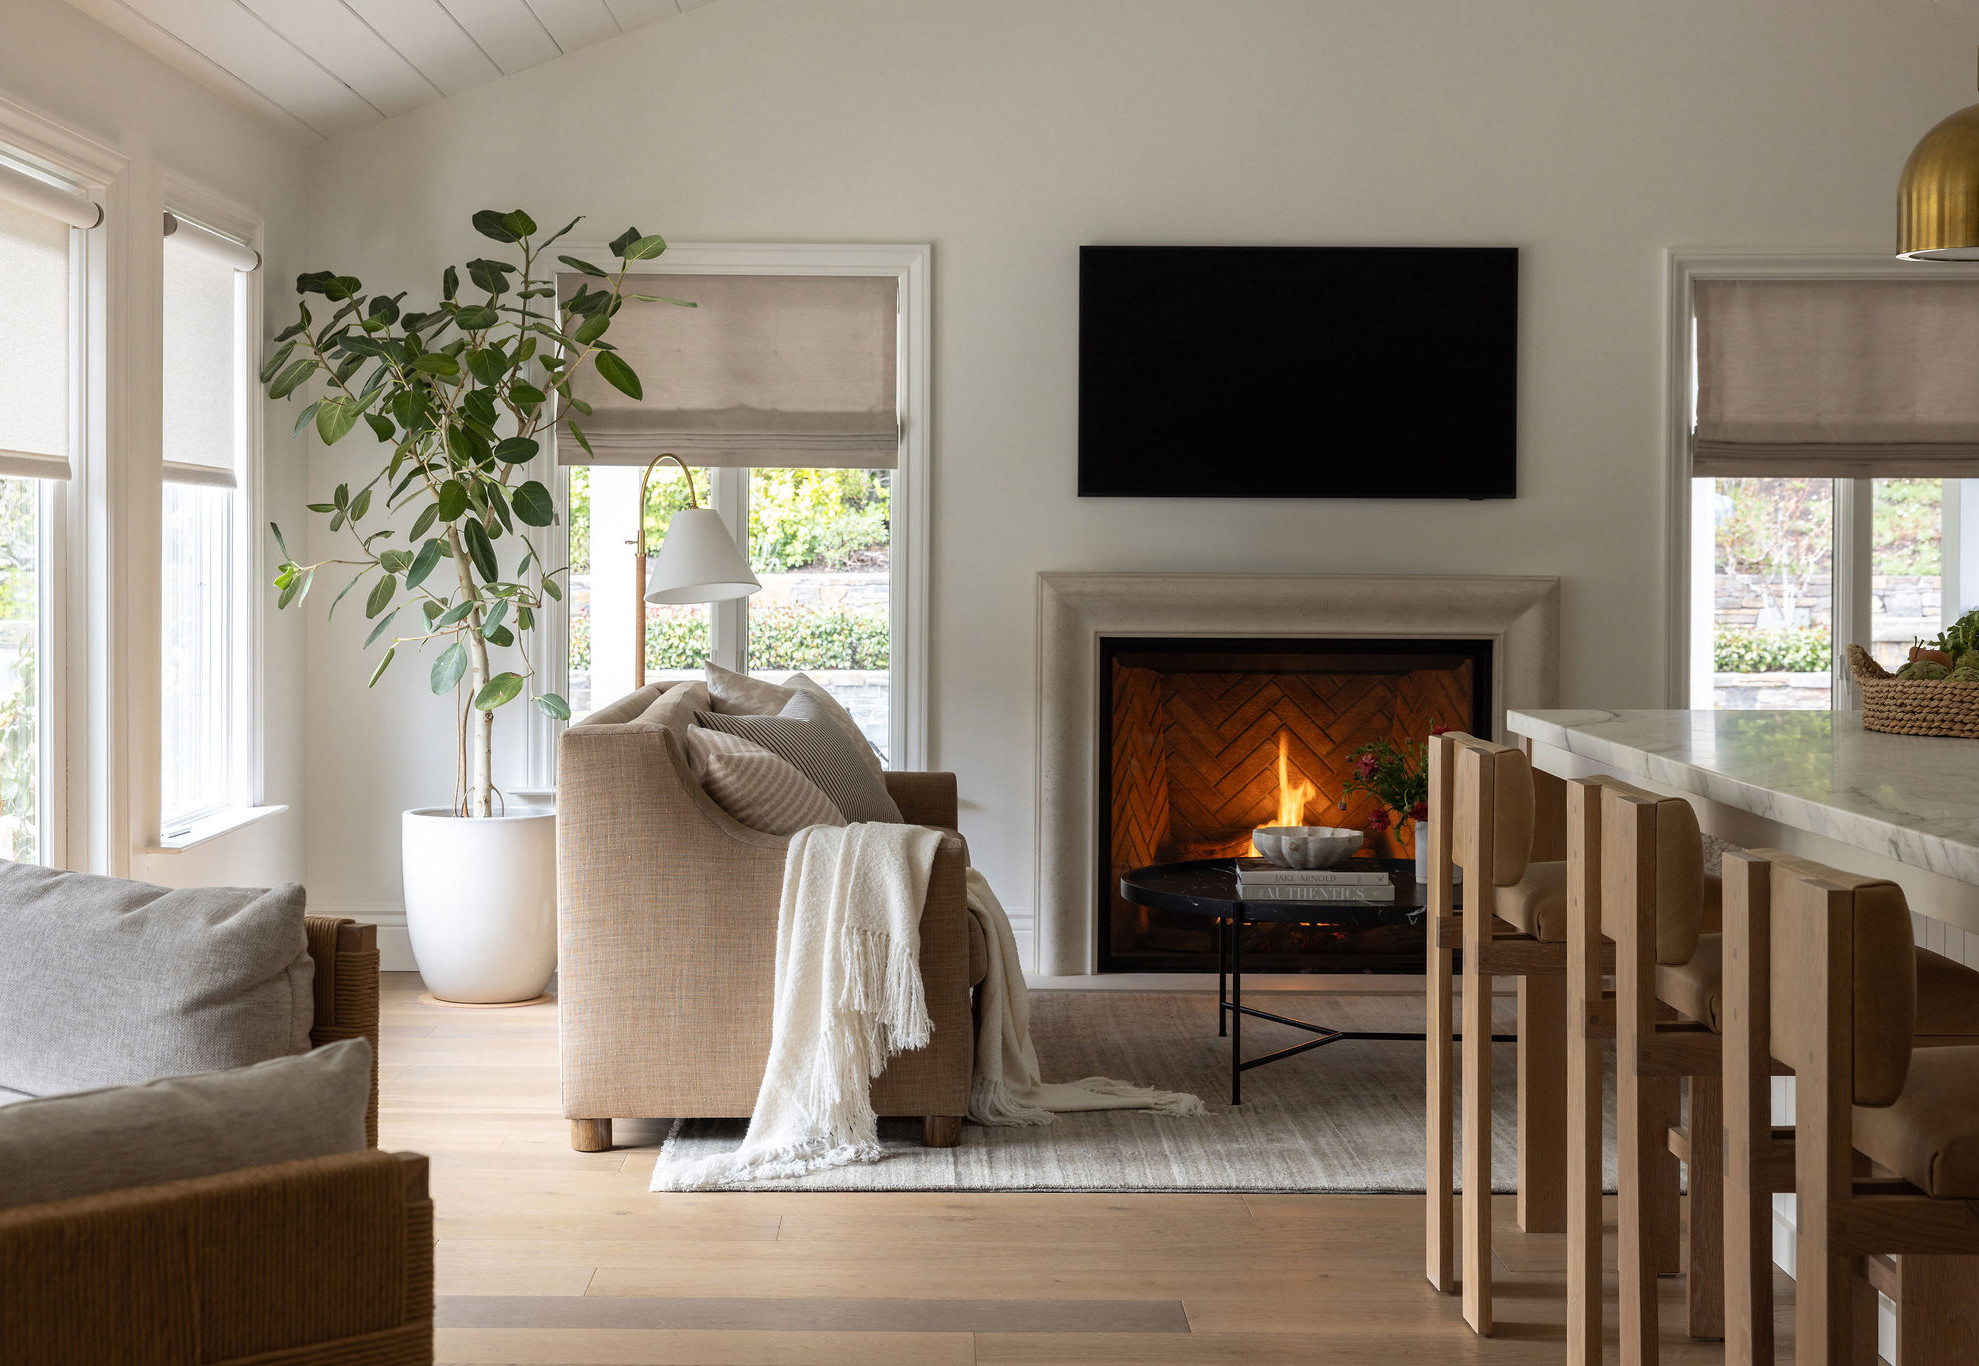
[1505,709,1979,888]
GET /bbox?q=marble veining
[1506,709,1979,887]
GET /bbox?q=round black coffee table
[1119,858,1500,1104]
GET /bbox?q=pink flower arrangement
[1342,727,1440,833]
[1365,808,1390,833]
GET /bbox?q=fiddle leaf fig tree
[263,209,689,817]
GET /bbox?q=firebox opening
[1098,636,1492,974]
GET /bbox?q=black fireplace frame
[1095,634,1494,974]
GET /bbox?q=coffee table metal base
[1214,910,1511,1105]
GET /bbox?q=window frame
[528,242,932,781]
[152,177,266,846]
[1665,251,1979,708]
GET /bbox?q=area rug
[656,990,1620,1193]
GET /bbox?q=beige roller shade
[1693,277,1979,478]
[0,196,73,482]
[556,273,899,468]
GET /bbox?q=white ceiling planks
[434,0,560,75]
[61,0,707,139]
[239,0,439,118]
[524,0,622,54]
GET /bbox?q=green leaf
[364,573,396,619]
[482,599,509,632]
[512,480,555,527]
[377,549,413,574]
[541,216,582,249]
[535,693,571,721]
[593,351,642,400]
[620,233,668,261]
[258,340,297,385]
[430,640,468,694]
[368,647,395,687]
[471,671,525,711]
[442,265,459,301]
[507,382,547,408]
[628,294,696,308]
[484,624,515,649]
[270,523,292,560]
[542,574,563,602]
[365,608,399,647]
[404,537,447,590]
[411,354,459,378]
[349,487,372,522]
[455,305,499,331]
[463,517,499,583]
[471,209,521,243]
[433,599,474,628]
[503,209,537,238]
[557,254,606,277]
[465,346,505,385]
[363,412,395,443]
[566,420,595,460]
[492,436,539,465]
[291,401,320,437]
[436,480,469,521]
[327,569,367,619]
[466,258,515,295]
[268,358,317,399]
[573,313,610,346]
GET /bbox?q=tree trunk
[447,530,494,818]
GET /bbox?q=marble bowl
[1251,825,1364,870]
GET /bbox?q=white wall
[0,0,310,889]
[299,0,1979,927]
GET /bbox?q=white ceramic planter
[402,805,557,1004]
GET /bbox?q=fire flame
[1247,730,1318,854]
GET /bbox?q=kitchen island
[1506,707,1979,948]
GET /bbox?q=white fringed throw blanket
[652,823,1199,1191]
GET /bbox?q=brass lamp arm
[635,452,700,557]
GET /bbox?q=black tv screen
[1079,245,1518,499]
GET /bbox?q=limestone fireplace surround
[1034,572,1561,977]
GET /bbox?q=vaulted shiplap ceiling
[63,0,719,139]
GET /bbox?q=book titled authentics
[1237,883,1399,903]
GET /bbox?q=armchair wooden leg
[570,1118,614,1152]
[921,1115,962,1148]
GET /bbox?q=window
[0,168,83,862]
[547,249,926,768]
[1682,266,1979,710]
[160,216,253,833]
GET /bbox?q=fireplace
[1098,636,1490,973]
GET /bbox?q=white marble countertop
[1505,709,1979,888]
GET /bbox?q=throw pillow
[784,672,886,777]
[636,679,713,735]
[0,1038,372,1210]
[0,862,314,1098]
[683,727,847,835]
[693,709,904,824]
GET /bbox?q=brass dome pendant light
[1899,51,1979,259]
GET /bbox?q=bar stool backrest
[1443,733,1536,888]
[1762,854,1916,1108]
[1596,780,1710,967]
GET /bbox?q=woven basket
[1848,644,1979,738]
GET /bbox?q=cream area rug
[656,990,1621,1193]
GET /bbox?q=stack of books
[1234,859,1397,903]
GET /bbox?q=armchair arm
[0,1150,432,1365]
[305,916,381,1148]
[885,771,958,830]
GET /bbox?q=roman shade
[555,273,899,468]
[1693,277,1979,477]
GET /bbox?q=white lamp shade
[644,506,761,604]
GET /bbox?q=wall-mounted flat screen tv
[1079,245,1518,499]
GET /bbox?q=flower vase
[1413,820,1430,884]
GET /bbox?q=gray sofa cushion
[0,1038,371,1209]
[0,860,314,1097]
[693,703,904,824]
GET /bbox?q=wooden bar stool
[1564,778,1722,1366]
[1723,850,1979,1366]
[1425,731,1576,1335]
[1720,849,1979,1366]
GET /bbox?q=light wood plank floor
[382,973,1784,1364]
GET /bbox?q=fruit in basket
[1952,667,1979,683]
[1899,660,1951,680]
[1958,651,1979,675]
[1910,644,1955,669]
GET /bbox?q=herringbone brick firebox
[1099,636,1489,973]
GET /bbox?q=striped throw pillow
[682,727,846,835]
[692,709,903,825]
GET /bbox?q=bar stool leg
[1461,961,1495,1335]
[1896,1256,1979,1366]
[1646,1075,1684,1277]
[1517,975,1568,1234]
[1723,852,1775,1366]
[1686,1075,1725,1339]
[1564,777,1605,1366]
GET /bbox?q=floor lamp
[631,454,761,690]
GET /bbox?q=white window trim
[1663,249,1979,708]
[0,95,122,871]
[526,241,933,782]
[158,173,265,839]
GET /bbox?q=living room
[8,1,1979,1362]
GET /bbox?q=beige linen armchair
[556,682,985,1151]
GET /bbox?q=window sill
[147,804,289,853]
